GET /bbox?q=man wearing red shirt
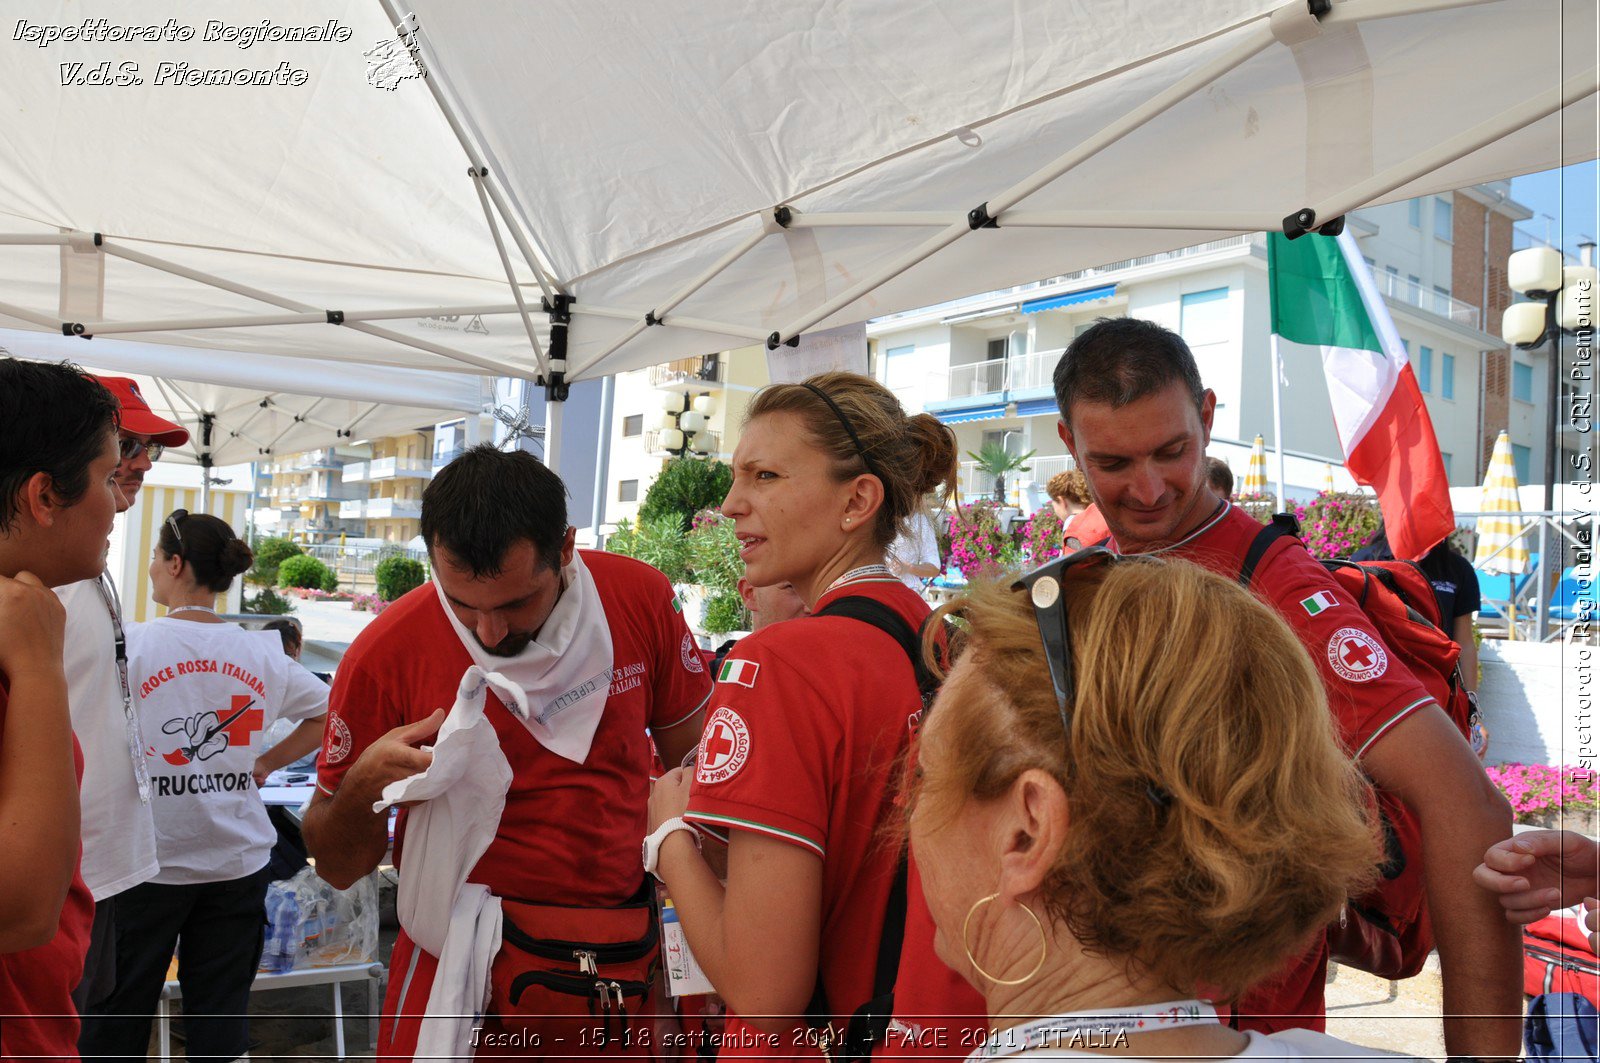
[1049,317,1519,1059]
[0,359,123,1060]
[303,445,710,1056]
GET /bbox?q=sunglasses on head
[120,437,165,462]
[1011,546,1173,809]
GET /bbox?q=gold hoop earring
[962,892,1048,986]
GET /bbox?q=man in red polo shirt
[303,445,710,1057]
[1049,317,1520,1059]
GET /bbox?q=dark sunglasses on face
[120,437,165,462]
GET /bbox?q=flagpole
[1270,333,1287,512]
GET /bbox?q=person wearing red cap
[52,375,190,1021]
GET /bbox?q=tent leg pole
[1271,335,1287,511]
[589,376,615,548]
[544,394,563,472]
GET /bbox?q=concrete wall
[1480,639,1594,770]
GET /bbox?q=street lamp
[1501,245,1599,636]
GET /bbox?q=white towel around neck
[432,551,613,763]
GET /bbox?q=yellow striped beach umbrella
[1473,431,1528,574]
[1241,435,1268,495]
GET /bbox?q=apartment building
[338,428,436,543]
[252,445,367,542]
[600,348,768,529]
[866,184,1536,507]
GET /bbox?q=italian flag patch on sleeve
[717,659,760,687]
[1300,590,1339,617]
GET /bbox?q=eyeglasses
[119,437,165,462]
[1011,545,1117,735]
[165,509,188,553]
[1012,545,1172,810]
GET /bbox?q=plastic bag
[260,865,379,972]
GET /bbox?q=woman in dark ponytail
[79,511,331,1061]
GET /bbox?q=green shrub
[249,537,302,586]
[278,554,335,591]
[607,513,692,584]
[639,457,733,532]
[242,587,295,615]
[702,589,749,636]
[375,556,427,602]
[686,509,742,596]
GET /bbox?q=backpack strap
[801,594,928,1059]
[813,595,939,709]
[1239,512,1302,589]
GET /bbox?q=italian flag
[1268,229,1455,561]
[716,659,759,687]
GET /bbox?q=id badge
[658,891,715,997]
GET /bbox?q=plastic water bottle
[261,887,300,974]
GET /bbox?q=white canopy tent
[0,328,489,470]
[1,0,1595,477]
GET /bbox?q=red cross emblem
[1327,627,1387,683]
[696,707,751,784]
[1340,639,1375,669]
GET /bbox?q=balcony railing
[649,356,725,389]
[287,448,344,471]
[957,453,1075,505]
[341,461,369,483]
[1006,348,1066,393]
[948,358,1008,399]
[1369,272,1481,329]
[365,497,423,520]
[363,456,432,480]
[645,428,723,456]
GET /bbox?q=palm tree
[966,441,1035,504]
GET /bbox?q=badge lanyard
[965,1000,1220,1060]
[94,573,152,804]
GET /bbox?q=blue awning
[1015,397,1060,419]
[1020,283,1116,315]
[937,404,1007,425]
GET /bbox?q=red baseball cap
[92,376,190,447]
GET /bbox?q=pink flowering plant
[947,500,1008,579]
[1295,492,1380,559]
[350,592,390,615]
[1486,763,1600,825]
[1021,507,1064,565]
[1240,490,1380,560]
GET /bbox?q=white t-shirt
[57,578,160,901]
[888,511,942,590]
[128,617,328,885]
[1016,1029,1419,1060]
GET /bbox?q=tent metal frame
[2,0,1595,471]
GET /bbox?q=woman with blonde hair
[647,370,986,1055]
[908,551,1414,1060]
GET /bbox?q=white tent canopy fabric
[1,0,1595,457]
[0,328,487,468]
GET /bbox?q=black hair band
[801,382,888,485]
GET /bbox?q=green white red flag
[1267,230,1455,561]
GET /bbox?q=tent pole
[78,302,543,335]
[377,0,562,299]
[770,19,1277,344]
[1270,335,1287,512]
[99,243,532,378]
[469,168,550,377]
[1305,69,1596,227]
[589,375,615,548]
[0,298,60,329]
[199,414,215,514]
[544,393,563,472]
[785,210,1278,231]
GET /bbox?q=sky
[1509,161,1598,260]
